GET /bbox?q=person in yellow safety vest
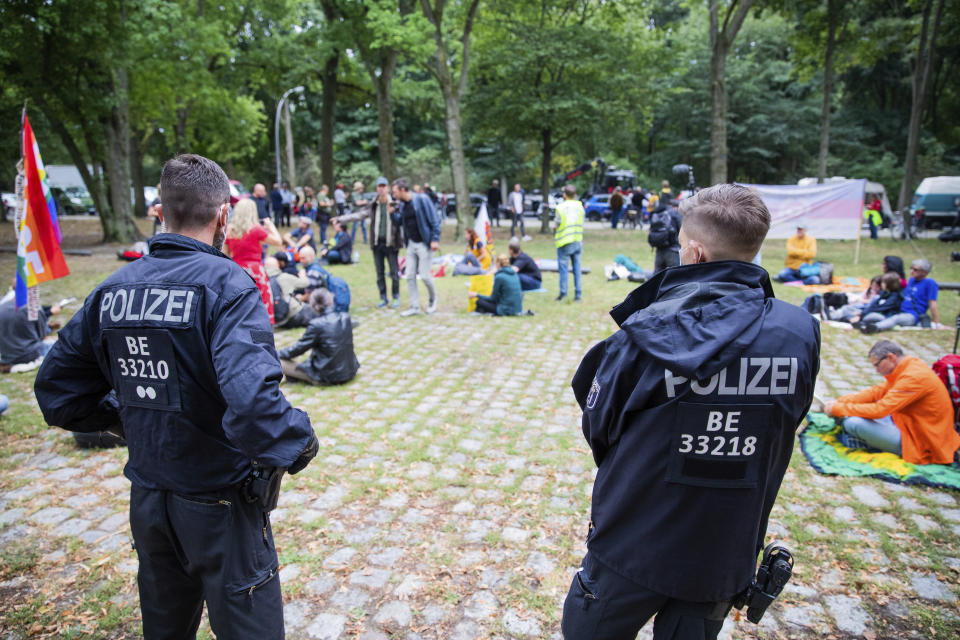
[864,198,883,240]
[554,183,585,301]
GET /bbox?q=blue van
[911,176,960,226]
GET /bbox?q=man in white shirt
[509,183,530,241]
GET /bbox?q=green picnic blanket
[800,412,960,490]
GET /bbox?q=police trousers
[129,483,283,640]
[562,552,731,640]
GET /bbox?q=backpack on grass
[269,276,290,322]
[932,355,960,429]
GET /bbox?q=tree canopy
[1,0,958,240]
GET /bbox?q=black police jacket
[34,234,315,494]
[572,261,820,602]
[277,309,359,385]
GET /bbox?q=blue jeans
[842,415,902,455]
[326,249,347,264]
[518,273,541,291]
[557,241,582,298]
[861,311,916,331]
[350,220,367,243]
[777,267,820,285]
[454,253,483,276]
[610,208,623,229]
[0,394,8,415]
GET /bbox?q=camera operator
[562,184,820,639]
[34,154,319,639]
[334,176,402,307]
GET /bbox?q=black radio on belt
[241,462,285,512]
[732,541,794,623]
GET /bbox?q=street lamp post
[275,86,304,187]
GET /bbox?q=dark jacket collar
[148,233,231,261]
[610,261,774,327]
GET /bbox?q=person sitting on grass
[468,254,528,316]
[283,216,316,253]
[320,219,353,265]
[848,272,903,327]
[277,288,359,385]
[508,238,542,291]
[859,258,941,334]
[882,255,906,289]
[453,228,492,276]
[774,221,819,284]
[0,295,61,373]
[825,340,959,464]
[828,275,882,323]
[296,246,351,313]
[264,256,315,328]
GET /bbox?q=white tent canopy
[743,179,866,240]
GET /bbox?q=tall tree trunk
[540,127,553,234]
[102,68,138,242]
[371,54,399,181]
[709,38,728,184]
[38,104,108,222]
[174,105,188,154]
[440,90,470,236]
[130,132,146,218]
[817,0,838,183]
[708,0,753,185]
[284,100,296,188]
[898,0,945,210]
[421,0,481,237]
[320,52,339,190]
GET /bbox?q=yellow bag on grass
[467,274,494,312]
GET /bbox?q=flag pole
[853,180,864,265]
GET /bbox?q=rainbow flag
[16,112,69,309]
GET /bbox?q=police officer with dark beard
[561,184,820,639]
[35,154,319,639]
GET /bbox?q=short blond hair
[496,253,510,268]
[678,184,770,260]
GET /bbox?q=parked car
[583,194,613,221]
[51,185,96,215]
[445,193,486,217]
[229,179,250,206]
[910,176,960,228]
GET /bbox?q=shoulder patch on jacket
[250,330,275,347]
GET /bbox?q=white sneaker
[400,307,421,317]
[426,300,438,314]
[522,235,532,242]
[10,356,43,373]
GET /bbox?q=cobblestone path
[1,306,958,639]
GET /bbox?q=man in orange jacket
[825,340,959,465]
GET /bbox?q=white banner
[741,180,866,240]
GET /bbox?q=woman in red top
[224,198,282,323]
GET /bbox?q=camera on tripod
[672,163,696,193]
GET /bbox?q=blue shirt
[900,277,938,319]
[290,226,316,251]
